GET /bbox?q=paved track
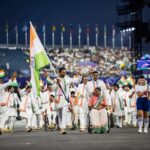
[0,121,150,150]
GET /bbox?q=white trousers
[79,113,88,129]
[131,111,137,126]
[48,111,57,125]
[115,116,123,128]
[32,114,42,128]
[0,112,9,129]
[8,116,16,130]
[57,105,69,129]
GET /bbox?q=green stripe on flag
[35,51,50,70]
[34,69,40,96]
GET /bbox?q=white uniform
[0,81,13,129]
[44,91,57,126]
[41,91,49,113]
[129,88,137,126]
[123,90,132,125]
[77,83,89,129]
[32,95,42,129]
[110,89,124,127]
[53,76,80,130]
[19,92,36,129]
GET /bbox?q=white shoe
[143,128,148,133]
[138,128,142,133]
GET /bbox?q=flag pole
[6,23,9,47]
[15,23,18,46]
[121,31,123,49]
[129,34,131,49]
[95,24,98,47]
[86,25,89,49]
[78,24,81,48]
[70,32,72,49]
[112,25,115,49]
[52,31,55,49]
[69,24,73,49]
[6,30,9,47]
[52,24,56,49]
[104,25,107,47]
[43,24,46,48]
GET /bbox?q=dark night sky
[0,0,149,51]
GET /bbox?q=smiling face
[59,69,66,78]
[93,72,99,81]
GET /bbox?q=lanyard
[6,93,11,106]
[79,84,85,107]
[63,78,67,93]
[92,80,98,91]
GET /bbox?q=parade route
[0,121,150,150]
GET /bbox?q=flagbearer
[53,67,81,134]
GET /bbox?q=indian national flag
[125,76,134,86]
[117,76,126,87]
[0,70,5,78]
[30,22,50,96]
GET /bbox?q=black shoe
[0,129,2,135]
[60,129,67,134]
[26,128,32,132]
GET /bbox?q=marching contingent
[0,22,150,135]
[0,68,150,135]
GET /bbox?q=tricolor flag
[117,76,126,87]
[125,76,135,86]
[0,70,5,78]
[30,22,50,96]
[10,78,19,87]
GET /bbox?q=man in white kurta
[19,86,36,132]
[110,84,124,128]
[87,71,111,106]
[53,67,81,134]
[0,86,20,132]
